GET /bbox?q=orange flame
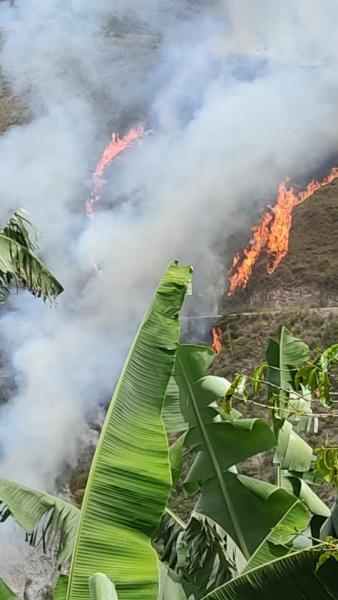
[228,166,338,295]
[211,327,222,354]
[86,124,145,218]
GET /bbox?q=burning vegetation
[228,167,338,295]
[86,125,145,218]
[211,327,222,354]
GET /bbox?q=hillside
[225,177,338,310]
[0,71,26,133]
[204,180,338,506]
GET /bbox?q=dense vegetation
[0,262,337,599]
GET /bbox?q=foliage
[0,209,63,302]
[0,478,79,565]
[54,576,69,600]
[224,326,338,424]
[202,546,338,600]
[316,447,338,488]
[64,261,191,600]
[154,509,239,599]
[0,297,337,600]
[169,343,317,565]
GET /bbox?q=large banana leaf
[197,473,311,565]
[173,344,313,561]
[65,262,192,600]
[0,478,79,565]
[202,546,338,600]
[0,580,18,600]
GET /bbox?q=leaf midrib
[176,355,250,559]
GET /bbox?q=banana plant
[0,209,63,301]
[0,261,192,600]
[0,306,336,600]
[169,343,315,565]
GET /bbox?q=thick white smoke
[1,0,338,589]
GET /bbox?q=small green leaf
[316,448,338,488]
[225,374,248,404]
[252,364,266,395]
[318,371,332,408]
[317,344,338,371]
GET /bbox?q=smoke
[1,0,338,585]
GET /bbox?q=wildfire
[85,124,145,218]
[228,166,338,295]
[211,327,222,354]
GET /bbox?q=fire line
[85,124,145,218]
[228,166,338,295]
[211,327,222,354]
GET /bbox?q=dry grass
[0,72,27,134]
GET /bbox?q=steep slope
[225,177,338,310]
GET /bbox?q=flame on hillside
[228,166,338,295]
[86,124,145,218]
[211,327,222,354]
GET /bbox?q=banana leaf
[202,546,338,600]
[169,434,187,489]
[281,475,330,519]
[266,327,310,427]
[173,344,314,561]
[0,233,63,301]
[162,374,188,434]
[54,576,69,600]
[65,261,192,600]
[242,478,311,571]
[89,574,118,600]
[197,473,311,565]
[154,510,241,599]
[0,478,79,565]
[273,421,313,472]
[1,209,38,252]
[158,563,187,599]
[0,580,18,600]
[321,498,338,539]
